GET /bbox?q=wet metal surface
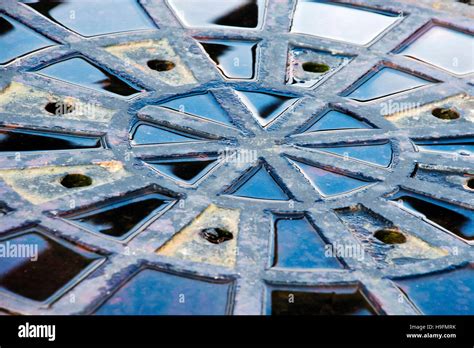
[0,0,472,316]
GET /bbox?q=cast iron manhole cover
[0,0,473,315]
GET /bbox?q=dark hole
[60,173,93,188]
[302,62,330,73]
[147,59,176,72]
[199,227,233,244]
[466,177,474,190]
[373,228,406,244]
[271,290,376,315]
[431,107,460,120]
[45,101,75,115]
[457,0,473,5]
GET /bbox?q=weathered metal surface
[0,0,472,315]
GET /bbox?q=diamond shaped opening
[0,228,101,302]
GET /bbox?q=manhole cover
[0,0,473,316]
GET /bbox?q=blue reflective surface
[146,156,219,184]
[391,190,474,241]
[272,215,342,269]
[396,266,474,314]
[0,231,97,302]
[160,92,233,126]
[0,128,103,152]
[346,67,432,102]
[313,142,393,167]
[0,14,54,64]
[95,269,233,315]
[414,137,474,156]
[66,193,173,239]
[289,158,374,197]
[23,0,156,37]
[236,90,297,127]
[131,123,205,146]
[229,165,289,200]
[36,57,141,97]
[305,110,372,132]
[198,39,257,79]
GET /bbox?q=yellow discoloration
[157,204,240,268]
[385,94,474,124]
[386,233,448,263]
[0,82,115,123]
[105,39,196,86]
[0,163,130,204]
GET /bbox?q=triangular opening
[227,164,290,200]
[288,158,375,197]
[312,142,393,168]
[0,14,55,64]
[272,214,343,269]
[236,90,297,127]
[36,57,141,97]
[304,110,372,133]
[130,122,208,146]
[146,156,220,184]
[159,92,233,126]
[167,0,263,29]
[64,193,173,239]
[344,66,434,102]
[198,39,257,79]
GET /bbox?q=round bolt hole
[431,107,460,120]
[302,62,330,73]
[147,59,176,72]
[373,228,406,244]
[199,227,233,244]
[465,177,474,191]
[60,174,93,188]
[45,101,75,115]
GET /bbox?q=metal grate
[0,0,472,315]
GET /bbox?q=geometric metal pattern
[0,0,472,315]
